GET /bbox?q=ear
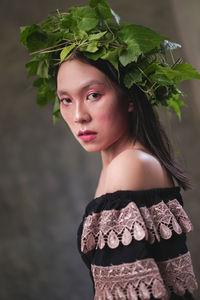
[128,102,134,112]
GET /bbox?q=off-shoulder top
[77,187,198,300]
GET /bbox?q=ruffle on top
[81,188,193,253]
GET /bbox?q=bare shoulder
[106,149,173,192]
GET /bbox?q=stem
[110,43,126,48]
[158,53,167,65]
[104,20,115,39]
[38,47,67,54]
[135,84,148,94]
[56,9,61,16]
[172,57,183,68]
[137,67,152,84]
[30,40,76,55]
[169,50,175,65]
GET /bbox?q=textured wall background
[0,0,199,299]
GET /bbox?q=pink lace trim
[158,252,198,296]
[81,202,147,253]
[91,252,197,300]
[140,199,193,244]
[81,199,193,253]
[92,258,168,300]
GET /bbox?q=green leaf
[33,78,56,106]
[62,32,75,41]
[150,65,180,81]
[83,47,106,60]
[78,17,99,31]
[70,6,99,31]
[97,2,112,19]
[60,14,71,30]
[90,0,112,19]
[37,87,55,106]
[20,26,27,34]
[53,96,60,124]
[53,95,60,113]
[167,96,182,119]
[101,48,119,71]
[118,24,163,65]
[173,63,200,82]
[33,77,43,88]
[88,31,107,40]
[143,62,158,75]
[60,43,76,63]
[89,0,104,7]
[77,30,88,40]
[20,24,38,45]
[86,41,99,53]
[22,25,48,52]
[124,68,142,88]
[25,54,50,77]
[149,73,173,86]
[152,63,200,84]
[119,44,140,66]
[37,59,49,78]
[26,60,40,77]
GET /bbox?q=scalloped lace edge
[81,199,193,253]
[91,252,197,300]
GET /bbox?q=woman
[57,52,197,300]
[21,1,198,298]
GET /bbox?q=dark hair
[57,52,191,190]
[127,86,191,190]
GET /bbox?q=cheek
[60,108,74,130]
[96,102,127,126]
[96,112,112,123]
[95,101,117,122]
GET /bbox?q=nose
[74,102,91,123]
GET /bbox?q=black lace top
[77,187,198,299]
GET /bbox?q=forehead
[56,58,123,98]
[57,59,107,86]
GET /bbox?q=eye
[60,97,72,105]
[87,93,100,100]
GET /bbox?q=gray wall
[0,0,199,299]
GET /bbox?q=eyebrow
[57,80,105,96]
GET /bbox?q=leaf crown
[20,0,200,123]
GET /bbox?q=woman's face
[57,59,132,153]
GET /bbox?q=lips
[78,130,97,142]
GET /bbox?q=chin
[82,145,102,153]
[79,142,105,153]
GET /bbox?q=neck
[100,134,134,169]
